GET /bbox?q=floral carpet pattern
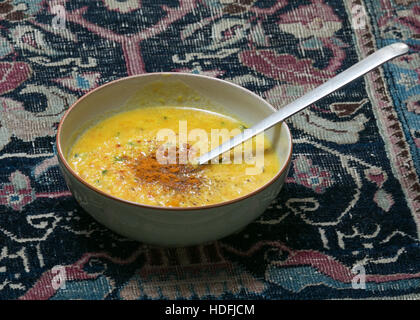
[0,0,419,299]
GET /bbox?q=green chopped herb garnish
[102,170,108,175]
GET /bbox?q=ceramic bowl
[56,73,293,247]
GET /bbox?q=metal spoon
[198,42,409,165]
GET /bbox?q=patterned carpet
[0,0,419,300]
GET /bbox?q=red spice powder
[128,145,203,192]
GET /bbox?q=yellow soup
[68,107,281,207]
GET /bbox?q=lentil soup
[68,107,281,207]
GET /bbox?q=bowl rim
[56,72,293,211]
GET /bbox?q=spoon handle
[198,42,409,165]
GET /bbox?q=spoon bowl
[56,72,293,246]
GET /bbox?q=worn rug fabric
[0,0,419,300]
